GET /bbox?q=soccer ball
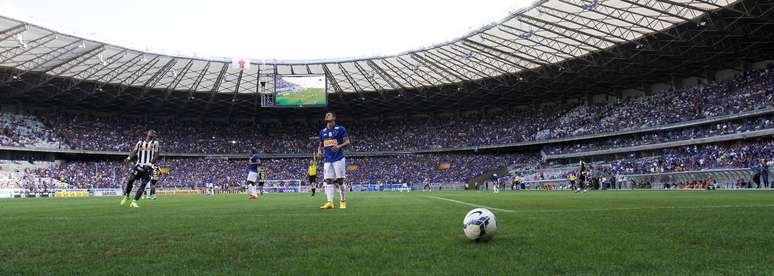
[463,208,497,241]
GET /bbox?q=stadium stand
[544,113,774,155]
[29,153,539,189]
[0,67,769,190]
[0,112,66,149]
[24,68,774,154]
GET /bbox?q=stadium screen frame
[273,74,328,108]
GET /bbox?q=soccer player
[308,157,319,196]
[119,130,160,208]
[577,161,589,193]
[246,150,261,200]
[318,112,350,209]
[257,166,268,195]
[512,175,521,191]
[146,165,160,200]
[206,182,214,196]
[491,174,500,193]
[568,174,577,191]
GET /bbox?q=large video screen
[274,75,327,107]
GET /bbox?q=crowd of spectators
[0,112,65,149]
[40,114,316,154]
[29,153,538,189]
[12,68,770,154]
[12,139,774,190]
[536,69,774,140]
[607,139,774,175]
[545,114,774,155]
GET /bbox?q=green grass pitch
[1,191,773,275]
[276,87,326,106]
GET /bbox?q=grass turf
[0,191,773,275]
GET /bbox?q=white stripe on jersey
[135,140,159,166]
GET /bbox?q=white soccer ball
[463,208,497,241]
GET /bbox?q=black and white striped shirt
[134,139,159,166]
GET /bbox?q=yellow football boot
[320,201,334,209]
[120,196,130,206]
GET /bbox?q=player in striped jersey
[120,130,160,208]
[147,165,161,200]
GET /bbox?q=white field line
[426,196,515,213]
[426,196,774,213]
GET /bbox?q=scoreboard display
[274,75,327,107]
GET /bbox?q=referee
[308,156,319,196]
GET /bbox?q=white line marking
[426,196,515,213]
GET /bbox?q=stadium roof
[0,0,772,118]
[0,0,739,94]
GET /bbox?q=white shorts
[247,171,258,183]
[323,158,346,180]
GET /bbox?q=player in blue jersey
[318,112,351,209]
[246,150,261,200]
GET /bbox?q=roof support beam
[467,36,549,66]
[691,0,750,16]
[352,61,383,91]
[72,49,127,81]
[429,48,489,79]
[254,66,262,111]
[380,59,418,88]
[515,17,608,54]
[0,33,56,63]
[565,0,673,38]
[540,5,647,40]
[496,25,577,59]
[98,53,144,86]
[0,24,26,43]
[160,62,193,105]
[34,46,105,97]
[456,43,529,71]
[395,56,435,86]
[366,60,404,90]
[203,63,230,113]
[133,58,177,102]
[227,69,244,118]
[45,45,104,74]
[117,55,161,96]
[520,14,617,52]
[338,63,363,92]
[184,61,211,103]
[412,52,469,82]
[617,0,694,23]
[9,39,82,76]
[443,46,509,75]
[481,32,557,63]
[409,53,460,83]
[322,64,343,93]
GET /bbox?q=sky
[0,0,536,61]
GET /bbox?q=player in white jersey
[206,182,214,196]
[120,130,160,208]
